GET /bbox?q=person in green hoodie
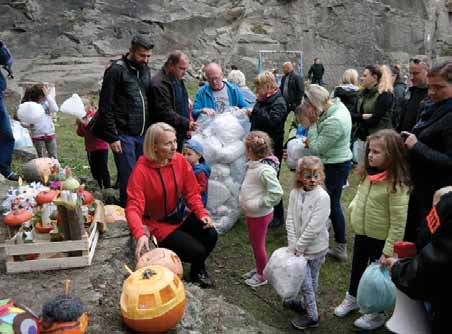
[297,84,352,261]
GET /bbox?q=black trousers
[159,214,218,274]
[87,150,111,189]
[348,234,385,297]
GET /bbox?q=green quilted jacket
[349,178,409,256]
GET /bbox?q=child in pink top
[76,101,111,188]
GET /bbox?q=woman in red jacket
[126,122,217,288]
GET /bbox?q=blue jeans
[113,135,144,207]
[324,160,351,243]
[0,94,14,177]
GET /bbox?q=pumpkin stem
[142,269,156,279]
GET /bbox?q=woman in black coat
[401,62,452,244]
[248,71,289,227]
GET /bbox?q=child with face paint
[284,156,330,330]
[239,131,283,288]
[334,129,410,330]
[20,84,59,158]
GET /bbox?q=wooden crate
[4,201,104,274]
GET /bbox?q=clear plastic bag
[11,119,32,148]
[287,137,310,170]
[60,93,86,119]
[217,140,245,164]
[263,247,308,299]
[17,101,45,124]
[357,263,396,313]
[211,113,246,144]
[206,180,231,209]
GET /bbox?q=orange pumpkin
[104,205,125,223]
[120,265,186,333]
[3,209,33,226]
[36,190,59,205]
[40,312,89,334]
[136,248,183,278]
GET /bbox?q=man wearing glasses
[192,62,249,119]
[396,57,430,132]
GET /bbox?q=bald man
[192,62,249,119]
[280,62,304,113]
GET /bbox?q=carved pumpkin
[104,205,125,223]
[22,158,56,183]
[136,248,183,278]
[40,312,88,334]
[36,190,58,205]
[3,209,33,226]
[120,265,186,333]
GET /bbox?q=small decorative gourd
[63,169,80,192]
[120,265,186,333]
[36,189,59,205]
[136,248,183,278]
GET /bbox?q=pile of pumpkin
[2,158,96,246]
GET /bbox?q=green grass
[7,83,391,333]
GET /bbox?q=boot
[327,242,348,262]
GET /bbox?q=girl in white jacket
[239,131,283,288]
[21,84,59,158]
[285,156,331,330]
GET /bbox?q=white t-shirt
[213,84,230,113]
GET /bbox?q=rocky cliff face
[0,0,450,97]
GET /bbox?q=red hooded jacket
[126,153,207,242]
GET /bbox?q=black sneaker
[291,314,319,330]
[190,268,214,289]
[6,172,20,181]
[283,299,306,314]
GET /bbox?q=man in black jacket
[307,58,325,85]
[91,35,153,207]
[396,57,430,132]
[151,50,196,151]
[383,188,452,334]
[280,62,304,113]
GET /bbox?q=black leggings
[87,150,111,189]
[159,214,218,274]
[348,234,385,297]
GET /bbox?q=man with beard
[90,35,153,207]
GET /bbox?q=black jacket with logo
[280,71,304,112]
[91,55,152,143]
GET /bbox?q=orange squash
[136,248,183,278]
[3,209,33,226]
[36,189,59,205]
[40,312,89,334]
[120,265,186,333]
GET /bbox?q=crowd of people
[1,34,452,332]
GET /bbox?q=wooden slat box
[4,200,104,274]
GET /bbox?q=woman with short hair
[298,84,353,261]
[227,69,256,106]
[125,122,218,288]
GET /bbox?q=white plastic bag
[11,119,33,148]
[60,93,86,119]
[353,139,366,165]
[211,113,245,144]
[206,180,231,209]
[210,164,231,179]
[263,247,308,299]
[17,101,45,124]
[287,137,310,170]
[217,140,245,164]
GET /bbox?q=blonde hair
[143,122,176,161]
[294,156,325,189]
[245,131,272,159]
[304,84,330,113]
[378,65,394,94]
[227,70,246,87]
[254,71,278,91]
[342,69,359,85]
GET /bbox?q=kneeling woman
[125,122,218,288]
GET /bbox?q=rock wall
[0,0,450,97]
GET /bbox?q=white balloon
[60,93,86,119]
[17,101,45,124]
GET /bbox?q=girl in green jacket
[334,129,410,330]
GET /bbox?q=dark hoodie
[391,192,452,333]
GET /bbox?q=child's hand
[75,118,82,126]
[294,250,303,257]
[378,254,389,266]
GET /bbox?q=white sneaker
[334,292,359,317]
[244,273,268,288]
[353,313,386,330]
[242,268,256,279]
